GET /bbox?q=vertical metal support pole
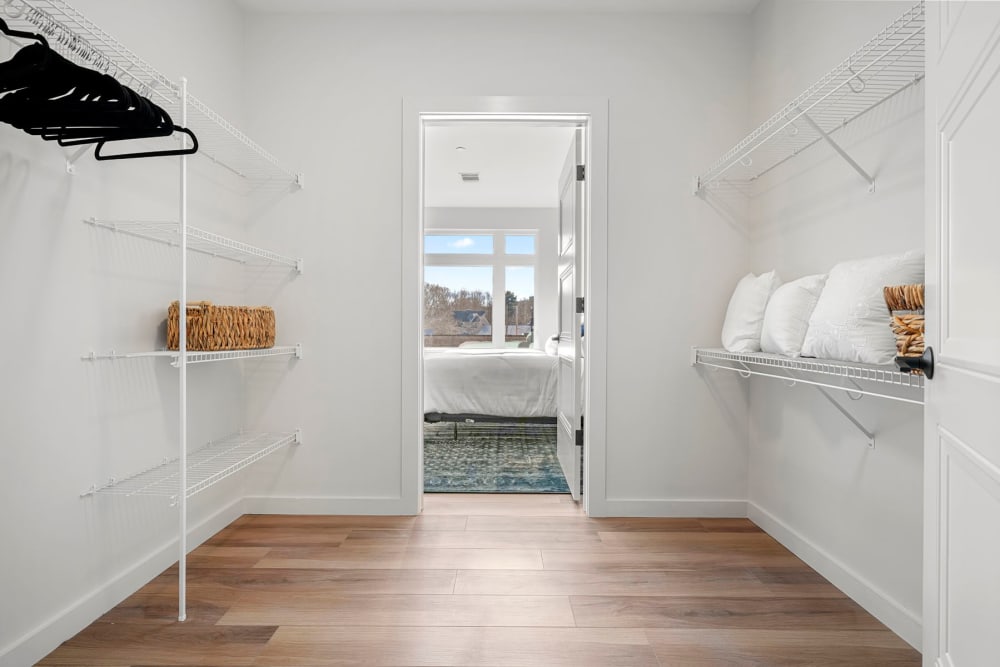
[178,77,189,623]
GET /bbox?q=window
[505,266,534,342]
[424,234,494,254]
[424,231,537,348]
[505,235,535,255]
[423,266,493,348]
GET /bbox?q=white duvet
[423,347,558,418]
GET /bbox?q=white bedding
[423,347,558,418]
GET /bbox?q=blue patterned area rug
[424,422,570,493]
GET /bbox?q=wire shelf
[692,347,924,405]
[3,0,301,188]
[185,346,302,366]
[81,344,303,366]
[696,1,924,191]
[85,219,303,272]
[82,431,300,504]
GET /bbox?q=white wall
[239,11,754,515]
[424,207,558,349]
[0,2,265,665]
[745,0,924,648]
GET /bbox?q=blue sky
[424,235,536,299]
[424,234,535,255]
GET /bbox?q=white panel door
[925,3,1000,665]
[557,131,584,501]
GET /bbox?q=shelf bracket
[774,367,875,448]
[294,343,303,360]
[65,145,92,174]
[798,109,876,192]
[813,384,876,449]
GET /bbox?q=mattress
[423,347,558,418]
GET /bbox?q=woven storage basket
[167,301,275,351]
[883,284,924,361]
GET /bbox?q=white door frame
[401,96,609,515]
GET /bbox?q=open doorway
[421,123,579,496]
[401,98,608,516]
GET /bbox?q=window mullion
[492,234,505,347]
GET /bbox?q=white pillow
[721,270,781,353]
[801,249,924,364]
[760,274,828,357]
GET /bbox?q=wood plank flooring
[37,494,920,666]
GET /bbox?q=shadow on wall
[748,84,925,242]
[694,364,750,440]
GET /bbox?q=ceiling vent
[459,172,480,182]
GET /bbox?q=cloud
[449,237,476,249]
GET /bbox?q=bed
[423,347,558,424]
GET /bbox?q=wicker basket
[883,284,924,360]
[167,301,275,351]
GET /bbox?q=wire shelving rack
[0,0,306,623]
[692,347,924,448]
[693,347,924,400]
[695,1,925,193]
[85,219,304,272]
[82,345,303,366]
[81,432,301,505]
[2,0,302,188]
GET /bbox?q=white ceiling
[237,0,760,14]
[424,125,576,208]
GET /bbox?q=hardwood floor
[37,494,920,666]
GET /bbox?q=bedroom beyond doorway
[419,120,584,496]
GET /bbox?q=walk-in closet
[1,1,996,665]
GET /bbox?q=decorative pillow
[801,249,924,364]
[721,270,782,353]
[760,274,828,357]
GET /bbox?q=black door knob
[895,347,934,380]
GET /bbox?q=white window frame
[424,229,538,347]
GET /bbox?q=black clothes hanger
[94,125,198,160]
[0,17,49,48]
[0,25,199,161]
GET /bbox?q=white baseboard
[243,495,418,515]
[0,498,245,667]
[747,502,922,650]
[592,498,748,518]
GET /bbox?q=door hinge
[575,428,584,448]
[576,165,586,181]
[576,297,585,314]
